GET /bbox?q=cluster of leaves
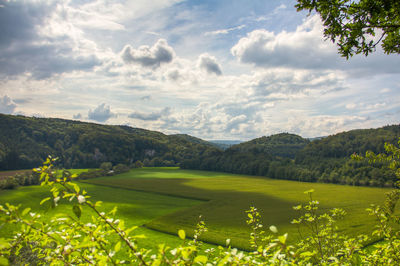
[296,0,400,58]
[1,138,400,264]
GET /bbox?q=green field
[1,167,398,251]
[0,178,203,250]
[84,167,398,249]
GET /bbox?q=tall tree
[296,0,400,58]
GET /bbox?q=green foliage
[296,0,400,58]
[0,145,399,264]
[0,114,221,170]
[182,126,400,187]
[2,113,399,189]
[100,162,112,171]
[134,160,144,168]
[112,164,130,174]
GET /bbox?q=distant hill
[208,140,243,150]
[296,126,400,162]
[230,133,309,159]
[170,134,217,147]
[0,114,220,170]
[1,113,399,187]
[182,126,400,187]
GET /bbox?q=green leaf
[71,183,80,194]
[21,208,31,216]
[114,241,121,252]
[73,204,81,219]
[300,251,314,257]
[304,189,314,194]
[40,197,51,205]
[178,229,186,240]
[126,226,138,234]
[194,255,208,264]
[278,233,287,244]
[151,259,161,266]
[269,225,278,233]
[0,238,10,250]
[0,256,8,265]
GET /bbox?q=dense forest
[0,114,219,170]
[1,114,399,187]
[181,127,400,187]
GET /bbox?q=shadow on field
[86,177,300,249]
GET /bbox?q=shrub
[0,177,18,190]
[100,162,112,171]
[112,163,130,174]
[77,169,106,180]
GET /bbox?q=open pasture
[0,180,202,251]
[85,167,398,250]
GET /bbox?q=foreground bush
[0,139,399,265]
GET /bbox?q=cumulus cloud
[129,107,171,121]
[249,68,345,96]
[121,39,175,68]
[0,1,102,79]
[225,114,248,133]
[88,103,116,122]
[198,53,222,75]
[73,113,82,119]
[231,15,400,75]
[0,95,17,114]
[231,16,337,69]
[285,114,370,137]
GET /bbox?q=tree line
[1,114,399,187]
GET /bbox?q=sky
[0,0,399,141]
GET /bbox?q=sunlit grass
[0,181,202,250]
[86,167,398,250]
[1,167,397,251]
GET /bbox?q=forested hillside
[181,127,400,187]
[1,114,399,187]
[0,114,220,170]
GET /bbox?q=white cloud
[73,113,82,119]
[204,25,245,36]
[197,53,222,76]
[231,15,336,70]
[88,103,116,122]
[0,1,105,79]
[129,107,171,121]
[231,15,400,76]
[121,39,175,68]
[0,95,17,114]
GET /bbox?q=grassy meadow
[0,178,204,251]
[85,167,398,250]
[1,167,398,251]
